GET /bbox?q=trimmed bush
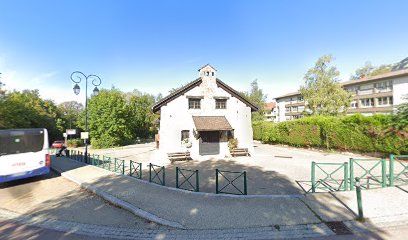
[253,114,408,155]
[67,138,84,148]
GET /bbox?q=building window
[375,81,392,89]
[351,102,358,108]
[291,106,298,112]
[297,96,304,101]
[215,99,227,109]
[378,97,393,106]
[181,130,189,141]
[285,107,290,112]
[188,99,201,109]
[361,98,374,107]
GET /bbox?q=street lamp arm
[70,71,87,84]
[88,75,102,87]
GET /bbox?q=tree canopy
[241,79,267,120]
[86,88,158,148]
[350,61,393,80]
[300,55,351,116]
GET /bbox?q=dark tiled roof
[192,116,233,131]
[152,78,202,113]
[152,77,259,113]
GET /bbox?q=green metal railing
[149,163,165,186]
[101,156,111,170]
[389,155,408,186]
[129,160,142,179]
[311,162,348,192]
[349,158,387,190]
[216,169,247,195]
[176,167,199,192]
[114,158,125,174]
[48,148,57,155]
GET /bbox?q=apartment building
[274,69,408,122]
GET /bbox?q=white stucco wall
[393,75,408,107]
[158,67,254,160]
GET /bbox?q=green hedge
[253,114,408,155]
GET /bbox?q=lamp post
[70,71,101,163]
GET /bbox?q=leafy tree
[300,55,351,116]
[393,96,408,131]
[87,89,134,148]
[241,79,267,120]
[350,62,375,80]
[351,62,393,80]
[128,93,157,138]
[0,89,64,141]
[58,101,83,129]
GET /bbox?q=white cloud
[31,71,58,84]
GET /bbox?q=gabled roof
[152,78,202,113]
[198,64,217,71]
[193,116,232,131]
[152,77,259,113]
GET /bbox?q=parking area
[77,142,375,195]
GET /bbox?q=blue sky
[1,0,408,103]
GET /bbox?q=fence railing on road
[216,169,247,195]
[129,160,142,179]
[311,162,348,193]
[350,158,387,190]
[149,163,165,186]
[114,158,125,175]
[389,155,408,186]
[176,167,199,192]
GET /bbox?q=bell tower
[198,64,217,79]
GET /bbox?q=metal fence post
[381,159,387,188]
[162,166,165,186]
[216,169,219,194]
[350,158,355,190]
[355,177,364,221]
[243,171,247,195]
[122,160,125,175]
[114,158,117,172]
[139,163,142,179]
[149,163,152,182]
[196,169,199,192]
[344,162,349,191]
[130,160,133,176]
[389,155,394,186]
[311,162,316,193]
[176,167,179,188]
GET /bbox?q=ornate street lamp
[70,71,102,163]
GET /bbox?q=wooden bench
[231,148,250,157]
[167,152,191,162]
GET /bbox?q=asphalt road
[0,170,167,239]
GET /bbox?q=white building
[274,69,408,122]
[152,65,258,160]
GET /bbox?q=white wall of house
[393,75,408,107]
[158,66,254,160]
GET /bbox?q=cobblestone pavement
[0,207,334,239]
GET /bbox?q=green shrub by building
[67,138,84,148]
[253,114,408,155]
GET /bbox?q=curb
[51,164,186,229]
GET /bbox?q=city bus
[0,128,51,183]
